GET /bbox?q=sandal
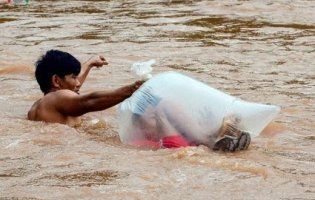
[213,135,238,151]
[213,131,251,151]
[213,116,251,151]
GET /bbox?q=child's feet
[213,131,251,151]
[213,115,251,152]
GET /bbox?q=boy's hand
[129,80,146,93]
[88,55,108,68]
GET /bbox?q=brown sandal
[213,116,251,152]
[213,131,251,151]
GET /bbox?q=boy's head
[35,50,81,94]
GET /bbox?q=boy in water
[28,50,143,126]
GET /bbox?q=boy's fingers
[132,81,142,90]
[99,55,105,61]
[99,55,108,65]
[135,80,145,87]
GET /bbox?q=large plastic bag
[118,72,280,148]
[130,59,155,80]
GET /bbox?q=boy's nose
[76,79,81,87]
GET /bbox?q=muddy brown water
[0,0,314,199]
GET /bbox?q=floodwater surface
[0,0,314,199]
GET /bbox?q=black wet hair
[35,49,81,94]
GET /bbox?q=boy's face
[59,74,81,93]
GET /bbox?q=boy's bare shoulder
[27,90,78,120]
[27,99,41,120]
[50,89,79,97]
[41,90,79,104]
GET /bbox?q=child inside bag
[129,93,251,151]
[119,72,279,151]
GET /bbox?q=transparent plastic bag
[118,72,280,148]
[131,59,155,80]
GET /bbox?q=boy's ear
[51,74,61,88]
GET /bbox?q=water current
[0,0,314,199]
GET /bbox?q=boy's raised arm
[78,55,108,87]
